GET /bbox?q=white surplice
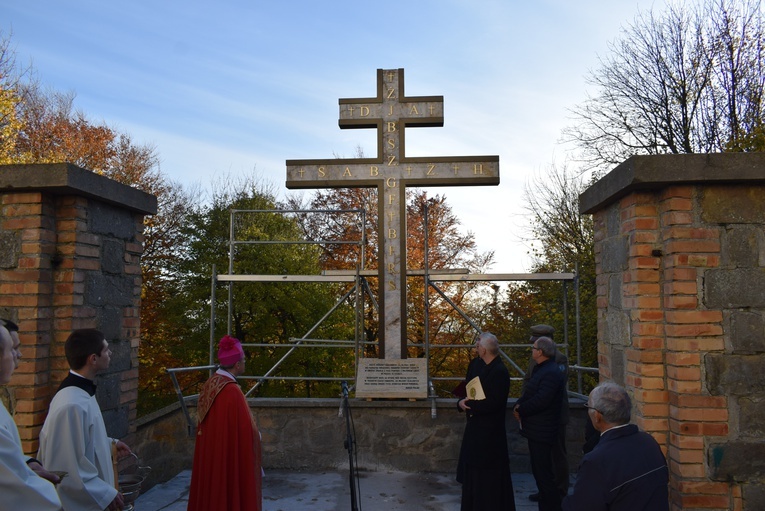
[0,401,62,510]
[38,386,117,511]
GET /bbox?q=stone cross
[286,68,499,359]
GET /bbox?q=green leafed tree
[149,177,357,407]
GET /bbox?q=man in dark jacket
[514,336,565,511]
[523,324,570,501]
[563,382,668,511]
[456,332,515,511]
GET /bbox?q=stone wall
[0,163,156,453]
[580,153,765,511]
[133,398,590,490]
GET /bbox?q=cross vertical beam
[286,68,499,359]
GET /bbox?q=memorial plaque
[355,358,428,399]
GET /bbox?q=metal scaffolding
[167,206,594,431]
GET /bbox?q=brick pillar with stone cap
[0,163,156,454]
[580,153,765,511]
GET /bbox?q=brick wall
[582,154,765,511]
[0,163,156,454]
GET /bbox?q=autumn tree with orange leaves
[288,186,497,396]
[0,32,198,413]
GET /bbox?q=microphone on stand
[339,380,359,510]
[339,381,348,417]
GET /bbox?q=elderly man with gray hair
[514,335,566,511]
[523,324,570,503]
[456,331,515,510]
[562,382,668,511]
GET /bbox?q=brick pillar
[581,153,765,511]
[0,163,156,454]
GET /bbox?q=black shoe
[529,492,540,502]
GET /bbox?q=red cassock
[187,374,263,511]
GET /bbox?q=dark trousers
[460,463,516,511]
[553,424,569,497]
[528,438,562,511]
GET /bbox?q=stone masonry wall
[132,398,591,490]
[0,163,156,454]
[583,154,765,511]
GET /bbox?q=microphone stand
[341,381,360,511]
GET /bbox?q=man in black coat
[563,382,668,511]
[456,332,516,511]
[514,336,565,511]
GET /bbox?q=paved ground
[135,469,544,511]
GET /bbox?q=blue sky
[1,0,661,271]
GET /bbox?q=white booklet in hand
[466,376,486,400]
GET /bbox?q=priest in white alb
[39,329,131,511]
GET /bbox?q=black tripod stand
[341,381,361,511]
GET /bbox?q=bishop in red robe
[188,335,262,511]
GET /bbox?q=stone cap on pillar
[579,153,765,214]
[0,163,158,215]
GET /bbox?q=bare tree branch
[564,0,765,173]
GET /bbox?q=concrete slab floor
[135,469,544,511]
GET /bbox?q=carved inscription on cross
[286,68,499,359]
